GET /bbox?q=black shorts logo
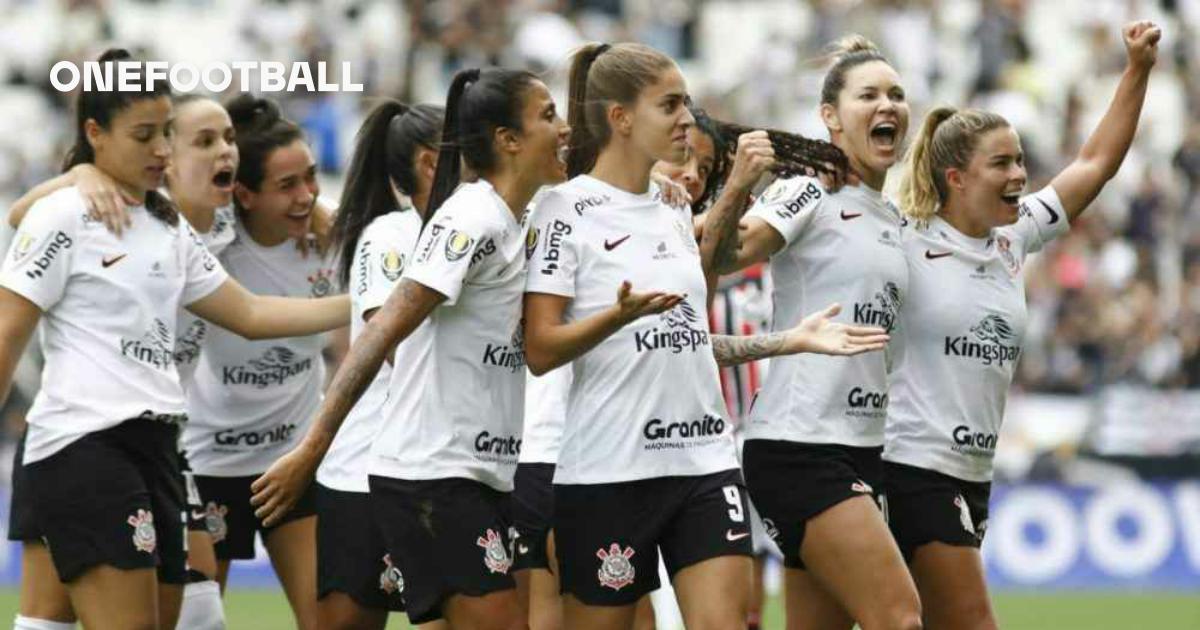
[477,528,513,574]
[596,543,636,590]
[128,509,156,553]
[379,553,404,594]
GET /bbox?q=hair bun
[828,34,880,60]
[224,94,282,132]
[96,48,132,64]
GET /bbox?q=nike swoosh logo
[604,235,631,251]
[1036,199,1060,224]
[725,530,750,542]
[924,250,953,260]
[101,254,127,268]
[840,210,863,220]
[191,510,207,521]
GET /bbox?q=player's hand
[781,303,890,356]
[614,280,684,324]
[727,131,776,192]
[651,171,693,209]
[72,163,137,236]
[1123,20,1161,71]
[250,446,318,527]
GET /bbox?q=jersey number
[723,485,744,523]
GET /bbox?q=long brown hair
[566,42,675,177]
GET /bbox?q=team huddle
[0,19,1161,630]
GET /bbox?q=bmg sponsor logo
[539,219,572,276]
[22,231,73,279]
[773,181,822,220]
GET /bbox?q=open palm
[784,303,890,356]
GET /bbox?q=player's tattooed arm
[711,332,788,367]
[250,278,444,526]
[712,303,890,367]
[699,131,775,300]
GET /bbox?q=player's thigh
[910,542,997,630]
[783,567,853,630]
[67,565,158,630]
[18,541,75,621]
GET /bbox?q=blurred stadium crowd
[0,0,1198,475]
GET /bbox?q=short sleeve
[524,190,579,298]
[0,197,80,310]
[1007,186,1070,258]
[180,222,229,305]
[354,217,417,316]
[405,205,494,306]
[744,176,825,246]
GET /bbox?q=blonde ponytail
[898,107,1011,226]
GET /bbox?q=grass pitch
[1,589,1197,628]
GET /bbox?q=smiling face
[88,96,173,198]
[651,125,716,203]
[949,126,1027,230]
[821,60,910,185]
[235,139,319,244]
[509,80,571,186]
[167,99,238,212]
[623,65,694,165]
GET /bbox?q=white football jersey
[744,177,908,447]
[883,186,1069,482]
[1,188,226,464]
[182,223,336,476]
[520,365,570,464]
[175,205,237,389]
[318,208,422,493]
[525,175,739,485]
[369,180,529,492]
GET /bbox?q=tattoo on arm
[700,190,751,277]
[712,332,787,367]
[308,279,437,450]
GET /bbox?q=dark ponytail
[225,94,304,195]
[332,99,444,288]
[64,48,178,226]
[426,67,539,218]
[712,120,849,182]
[565,43,609,177]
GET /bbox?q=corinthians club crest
[204,502,229,543]
[128,509,157,553]
[379,553,404,594]
[476,528,512,574]
[596,543,636,591]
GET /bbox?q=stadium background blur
[0,0,1196,628]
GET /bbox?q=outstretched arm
[524,283,684,375]
[186,279,350,340]
[1052,21,1160,221]
[250,278,444,525]
[711,303,888,367]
